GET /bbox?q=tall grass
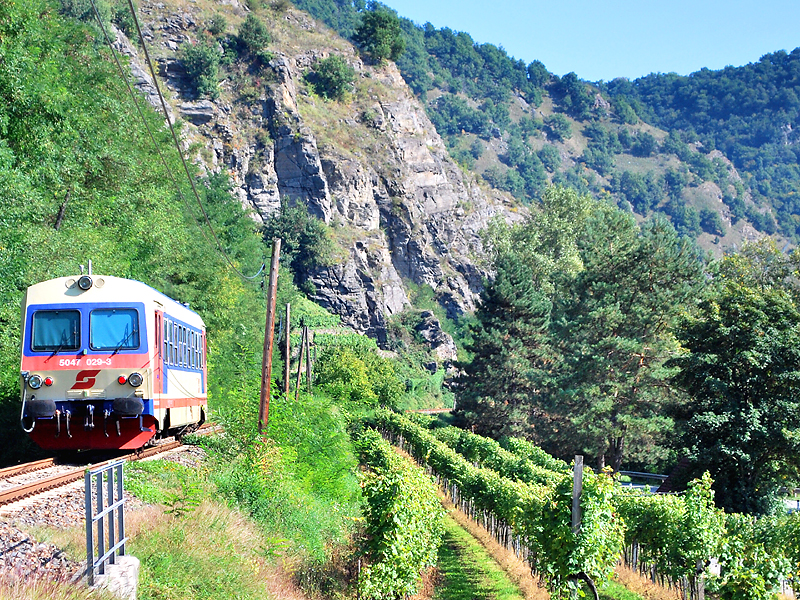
[197,389,363,593]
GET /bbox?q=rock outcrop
[119,2,522,346]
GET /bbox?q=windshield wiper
[46,340,66,361]
[111,329,138,356]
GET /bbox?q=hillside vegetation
[293,0,800,252]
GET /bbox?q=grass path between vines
[431,513,529,600]
[432,496,548,600]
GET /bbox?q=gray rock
[415,311,458,363]
[180,100,216,124]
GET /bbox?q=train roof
[23,275,205,328]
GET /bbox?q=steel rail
[0,457,58,480]
[0,422,218,506]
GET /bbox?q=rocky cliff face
[118,0,521,348]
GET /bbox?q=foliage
[353,6,405,63]
[180,36,220,99]
[551,211,704,471]
[456,187,593,440]
[355,429,445,600]
[615,473,725,586]
[306,55,355,100]
[237,14,271,55]
[670,239,800,514]
[500,436,570,472]
[261,200,337,294]
[432,425,566,486]
[372,410,625,599]
[707,513,791,600]
[458,187,703,472]
[605,48,800,240]
[545,114,572,141]
[205,390,362,575]
[206,14,227,36]
[315,344,403,408]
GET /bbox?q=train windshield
[31,310,81,352]
[90,308,140,351]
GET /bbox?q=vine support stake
[572,455,583,534]
[284,303,291,399]
[259,238,281,435]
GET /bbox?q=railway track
[0,423,215,507]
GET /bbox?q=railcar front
[19,271,207,451]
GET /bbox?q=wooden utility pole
[295,321,306,401]
[304,325,312,393]
[258,239,281,435]
[572,455,583,534]
[284,303,291,399]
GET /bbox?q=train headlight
[44,377,53,387]
[128,372,143,387]
[78,275,93,291]
[28,374,43,390]
[117,375,127,385]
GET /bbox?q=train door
[154,310,164,404]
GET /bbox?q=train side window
[172,323,178,365]
[163,320,169,363]
[191,332,195,368]
[32,310,81,352]
[90,309,140,351]
[168,319,174,365]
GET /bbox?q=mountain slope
[292,0,797,253]
[113,0,521,347]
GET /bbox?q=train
[19,264,207,451]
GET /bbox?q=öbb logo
[71,370,101,390]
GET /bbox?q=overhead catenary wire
[88,0,265,282]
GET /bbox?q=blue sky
[383,0,800,82]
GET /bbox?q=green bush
[179,37,220,98]
[238,14,271,53]
[353,8,405,63]
[545,114,572,141]
[315,345,403,408]
[307,55,355,101]
[207,14,227,36]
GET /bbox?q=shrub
[207,14,227,36]
[238,14,271,53]
[179,37,220,99]
[353,8,405,63]
[306,55,355,101]
[545,114,572,141]
[315,345,403,408]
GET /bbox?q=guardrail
[85,460,127,586]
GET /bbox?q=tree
[544,114,572,141]
[238,14,271,53]
[456,189,705,472]
[261,202,336,294]
[306,55,355,101]
[551,213,704,471]
[670,240,800,514]
[699,208,725,236]
[455,187,595,439]
[353,7,405,63]
[179,36,220,99]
